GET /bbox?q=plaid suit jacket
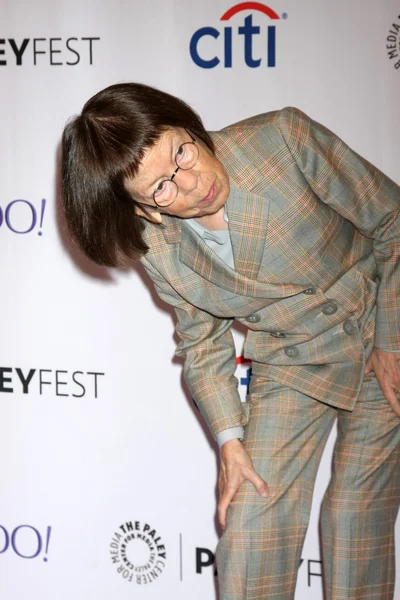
[140,107,400,439]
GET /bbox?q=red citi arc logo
[190,2,285,69]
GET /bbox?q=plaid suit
[140,108,400,599]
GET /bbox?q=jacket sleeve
[141,257,248,439]
[277,107,400,350]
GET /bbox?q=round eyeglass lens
[176,142,198,170]
[153,180,179,207]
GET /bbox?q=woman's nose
[174,168,199,194]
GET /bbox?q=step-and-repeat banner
[1,0,399,598]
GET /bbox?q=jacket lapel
[159,132,306,301]
[226,182,269,281]
[163,217,303,300]
[212,130,272,281]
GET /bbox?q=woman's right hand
[218,438,270,530]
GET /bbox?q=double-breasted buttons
[247,313,261,323]
[322,301,338,315]
[303,287,317,295]
[284,346,299,358]
[343,320,357,335]
[270,332,286,338]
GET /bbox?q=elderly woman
[62,82,400,600]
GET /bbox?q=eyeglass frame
[151,130,198,208]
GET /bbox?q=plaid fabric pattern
[140,107,400,439]
[215,375,400,600]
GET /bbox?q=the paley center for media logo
[386,14,400,71]
[110,521,167,584]
[190,1,287,68]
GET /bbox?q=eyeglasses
[152,132,199,208]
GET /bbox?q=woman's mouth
[200,184,216,204]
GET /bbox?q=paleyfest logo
[0,38,100,66]
[0,199,46,236]
[0,367,104,398]
[190,1,287,68]
[196,545,323,588]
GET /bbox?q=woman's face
[124,127,230,221]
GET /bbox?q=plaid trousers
[216,373,400,600]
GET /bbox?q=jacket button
[270,332,286,338]
[303,286,317,295]
[247,313,261,323]
[284,346,299,358]
[322,301,338,315]
[343,320,357,335]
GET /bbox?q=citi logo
[190,2,286,69]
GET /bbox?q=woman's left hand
[365,348,400,417]
[218,439,269,531]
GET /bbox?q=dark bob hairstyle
[61,82,215,267]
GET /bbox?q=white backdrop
[1,0,399,598]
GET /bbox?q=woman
[62,82,400,600]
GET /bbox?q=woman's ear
[135,205,162,224]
